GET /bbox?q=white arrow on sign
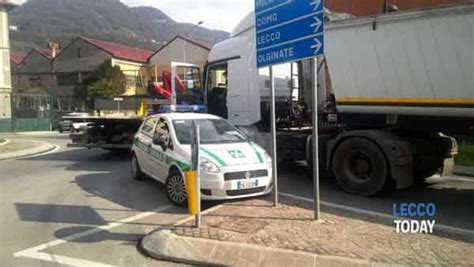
[310,0,322,11]
[310,38,322,54]
[310,16,322,33]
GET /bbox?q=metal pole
[194,122,201,227]
[312,57,321,220]
[270,66,278,206]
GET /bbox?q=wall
[112,59,147,96]
[148,38,210,82]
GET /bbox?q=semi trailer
[203,3,473,196]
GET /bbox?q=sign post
[114,97,123,113]
[269,66,278,206]
[255,0,324,219]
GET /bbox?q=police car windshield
[172,119,248,144]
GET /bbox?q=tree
[83,59,127,98]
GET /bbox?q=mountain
[9,0,230,53]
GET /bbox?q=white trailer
[203,3,474,196]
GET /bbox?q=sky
[10,0,254,32]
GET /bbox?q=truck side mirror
[153,135,167,151]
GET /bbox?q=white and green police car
[131,113,273,206]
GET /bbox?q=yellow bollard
[185,171,198,215]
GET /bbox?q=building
[53,36,153,110]
[148,35,212,83]
[10,51,26,72]
[0,0,15,132]
[11,46,58,94]
[325,0,464,16]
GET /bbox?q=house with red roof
[54,36,153,106]
[148,35,212,83]
[11,46,60,94]
[10,52,26,72]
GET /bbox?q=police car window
[173,119,247,144]
[141,117,157,137]
[154,118,170,140]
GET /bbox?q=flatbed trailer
[67,116,143,152]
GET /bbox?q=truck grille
[224,170,268,181]
[226,186,266,196]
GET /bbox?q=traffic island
[141,195,474,266]
[0,139,56,160]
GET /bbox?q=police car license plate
[237,179,258,189]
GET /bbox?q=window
[140,117,157,137]
[77,48,81,58]
[154,118,170,141]
[206,63,228,118]
[173,119,247,145]
[154,118,172,149]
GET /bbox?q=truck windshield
[172,119,248,144]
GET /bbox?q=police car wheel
[166,171,187,207]
[132,154,145,181]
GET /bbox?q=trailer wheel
[131,153,146,181]
[332,137,390,196]
[165,170,188,207]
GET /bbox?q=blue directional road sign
[255,0,324,68]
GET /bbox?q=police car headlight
[200,157,220,173]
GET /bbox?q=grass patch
[455,145,474,167]
[0,138,5,144]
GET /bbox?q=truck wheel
[332,137,390,196]
[131,154,146,181]
[165,170,187,207]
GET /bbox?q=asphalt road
[0,133,189,266]
[1,133,473,266]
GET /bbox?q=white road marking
[279,192,474,237]
[14,205,173,266]
[1,145,61,162]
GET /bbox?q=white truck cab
[131,112,273,206]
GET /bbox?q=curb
[0,140,57,161]
[0,131,57,137]
[140,230,373,267]
[0,138,10,146]
[453,166,474,177]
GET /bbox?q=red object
[162,71,186,94]
[151,71,187,99]
[152,83,172,99]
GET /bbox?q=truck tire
[131,154,146,181]
[332,137,390,196]
[165,170,188,207]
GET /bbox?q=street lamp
[183,21,204,62]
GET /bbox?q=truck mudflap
[441,157,455,177]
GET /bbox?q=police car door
[135,116,158,176]
[149,117,172,182]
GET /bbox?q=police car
[131,113,273,206]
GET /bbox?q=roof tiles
[80,37,153,63]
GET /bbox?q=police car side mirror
[153,136,167,151]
